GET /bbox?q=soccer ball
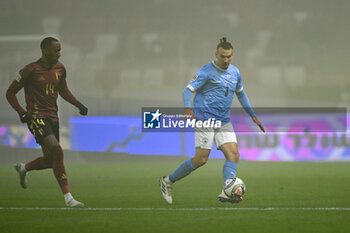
[224,177,246,198]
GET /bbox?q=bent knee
[199,157,208,166]
[226,150,240,163]
[192,156,208,168]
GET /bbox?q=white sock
[64,192,73,203]
[21,163,27,173]
[164,176,173,184]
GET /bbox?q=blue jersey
[187,61,243,125]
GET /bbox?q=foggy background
[1,0,349,126]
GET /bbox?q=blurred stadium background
[0,0,349,160]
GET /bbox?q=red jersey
[16,59,67,122]
[6,58,82,124]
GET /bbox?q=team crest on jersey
[56,72,61,80]
[39,75,45,81]
[201,137,209,144]
[226,74,231,79]
[192,74,198,80]
[15,74,22,82]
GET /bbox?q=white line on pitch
[0,207,350,211]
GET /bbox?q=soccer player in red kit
[6,37,88,207]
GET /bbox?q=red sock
[25,156,52,171]
[50,145,70,194]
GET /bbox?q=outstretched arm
[236,90,265,132]
[182,87,196,119]
[58,78,88,115]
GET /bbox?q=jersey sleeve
[186,69,209,92]
[57,65,68,92]
[6,64,33,115]
[16,64,34,85]
[235,68,243,93]
[61,64,67,79]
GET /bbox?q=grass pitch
[0,156,349,233]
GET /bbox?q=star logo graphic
[150,109,162,122]
[143,108,162,129]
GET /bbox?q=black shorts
[27,118,60,144]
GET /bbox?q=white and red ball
[224,177,246,198]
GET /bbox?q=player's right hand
[19,112,32,123]
[184,108,196,119]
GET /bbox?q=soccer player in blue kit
[159,37,265,204]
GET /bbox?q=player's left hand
[252,116,265,133]
[78,103,88,116]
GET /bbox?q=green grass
[0,158,350,233]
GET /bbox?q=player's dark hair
[40,37,59,51]
[216,37,233,50]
